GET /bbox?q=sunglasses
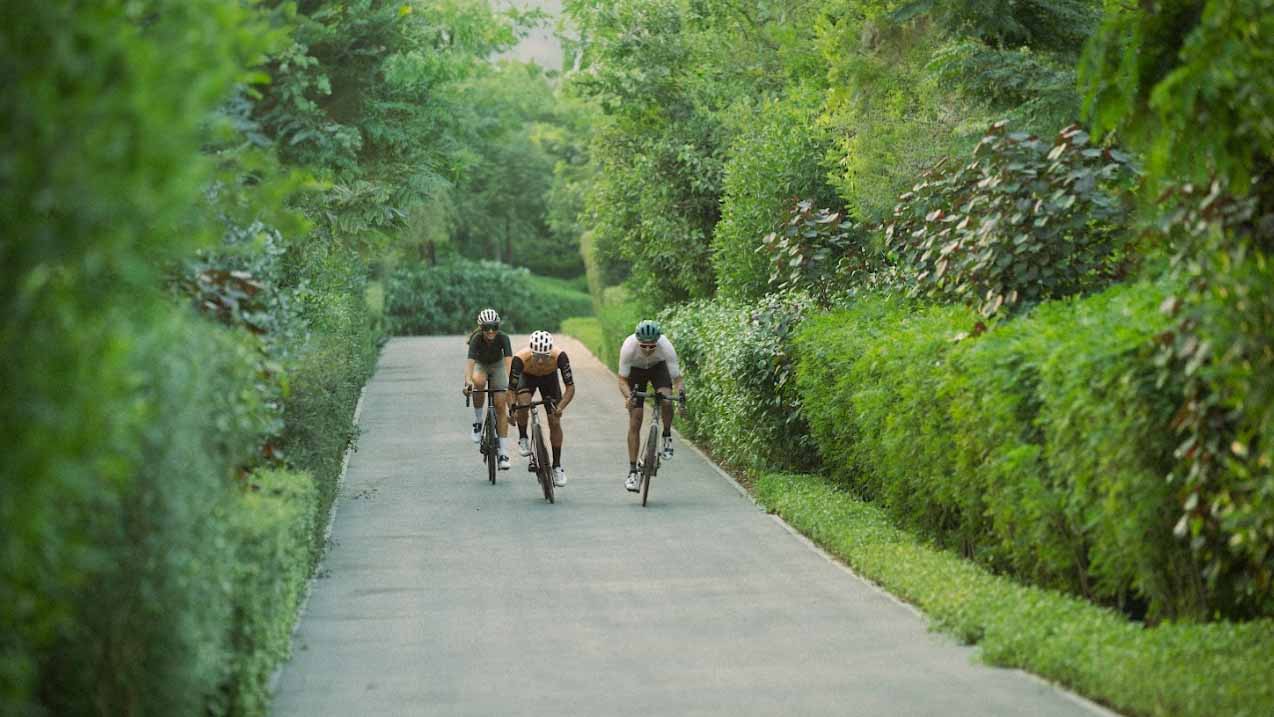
[481,324,499,332]
[638,342,658,350]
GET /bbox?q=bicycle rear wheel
[640,422,658,507]
[532,420,554,504]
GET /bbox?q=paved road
[272,335,1104,716]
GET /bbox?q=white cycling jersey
[618,334,681,379]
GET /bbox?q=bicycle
[630,390,686,507]
[514,396,556,504]
[464,386,506,484]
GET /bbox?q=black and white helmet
[477,308,500,326]
[529,330,553,354]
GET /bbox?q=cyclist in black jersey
[463,308,514,469]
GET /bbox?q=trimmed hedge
[756,472,1274,717]
[793,282,1207,619]
[385,258,592,335]
[560,316,604,363]
[218,469,317,716]
[662,292,819,473]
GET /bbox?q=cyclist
[617,319,684,492]
[509,330,575,488]
[463,308,514,470]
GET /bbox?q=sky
[492,0,565,72]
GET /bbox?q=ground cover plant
[755,472,1274,717]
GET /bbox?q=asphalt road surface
[271,335,1107,717]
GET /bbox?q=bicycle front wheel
[532,420,554,504]
[641,422,659,507]
[484,412,497,484]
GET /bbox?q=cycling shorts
[626,362,672,406]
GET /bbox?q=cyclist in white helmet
[509,330,575,487]
[617,319,683,492]
[463,308,514,470]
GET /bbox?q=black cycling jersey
[467,331,513,366]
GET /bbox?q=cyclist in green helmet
[617,319,684,492]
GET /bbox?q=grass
[560,316,603,361]
[754,472,1274,717]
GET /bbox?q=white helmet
[529,330,553,354]
[477,308,500,326]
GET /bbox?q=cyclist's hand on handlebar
[462,383,473,397]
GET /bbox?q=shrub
[885,122,1136,319]
[384,258,592,335]
[662,292,819,474]
[217,468,317,716]
[593,286,647,372]
[712,90,839,300]
[794,281,1209,619]
[560,317,604,364]
[757,199,873,303]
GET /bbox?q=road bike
[630,390,685,507]
[465,386,505,484]
[514,396,556,504]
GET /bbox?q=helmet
[529,330,553,354]
[477,308,500,327]
[634,320,661,343]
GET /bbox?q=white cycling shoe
[470,423,481,444]
[625,470,640,492]
[552,466,567,487]
[498,454,511,470]
[517,437,531,457]
[661,437,674,460]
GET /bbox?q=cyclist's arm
[555,353,575,413]
[617,375,632,402]
[464,357,476,386]
[508,355,525,390]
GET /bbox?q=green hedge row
[662,292,819,473]
[792,282,1206,620]
[385,258,592,336]
[756,472,1274,717]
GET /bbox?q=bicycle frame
[466,387,506,484]
[630,390,684,507]
[514,397,556,504]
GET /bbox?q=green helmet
[635,320,661,342]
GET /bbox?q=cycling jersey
[468,331,513,366]
[618,335,680,379]
[509,348,574,387]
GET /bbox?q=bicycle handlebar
[464,386,506,407]
[630,390,686,403]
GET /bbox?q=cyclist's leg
[544,375,563,454]
[626,375,645,464]
[652,362,675,440]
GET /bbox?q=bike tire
[532,420,554,504]
[641,422,658,507]
[484,410,497,484]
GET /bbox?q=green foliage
[886,122,1135,318]
[756,472,1274,717]
[793,282,1221,619]
[662,292,819,474]
[1080,0,1274,194]
[712,90,840,300]
[219,469,317,716]
[560,317,604,364]
[384,258,592,335]
[759,199,872,303]
[1082,0,1274,615]
[592,287,647,372]
[1147,181,1274,616]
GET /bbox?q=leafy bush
[885,122,1135,318]
[560,317,604,364]
[384,258,592,335]
[1083,0,1274,617]
[712,90,839,300]
[218,469,317,716]
[593,286,647,373]
[793,282,1213,619]
[756,472,1274,717]
[662,292,819,474]
[758,199,871,303]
